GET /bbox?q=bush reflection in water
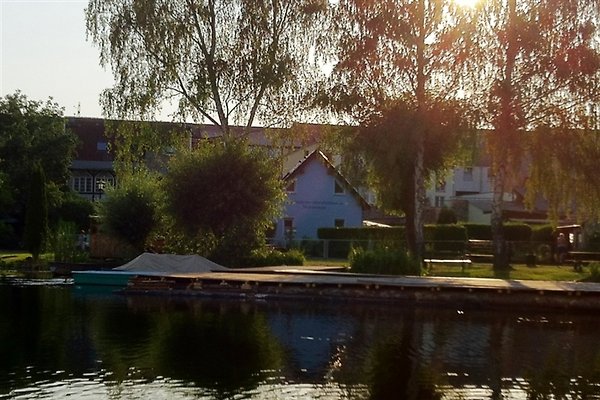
[1,283,600,399]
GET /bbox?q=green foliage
[86,0,324,128]
[98,173,160,252]
[349,247,421,276]
[425,224,467,253]
[588,263,600,283]
[163,141,284,266]
[531,225,554,244]
[0,92,76,236]
[356,101,473,255]
[104,120,190,178]
[241,248,305,268]
[51,192,95,231]
[52,220,89,263]
[504,224,533,242]
[461,223,532,242]
[23,163,49,260]
[463,224,492,240]
[585,230,600,251]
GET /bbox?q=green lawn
[425,262,590,282]
[0,253,593,282]
[307,257,593,282]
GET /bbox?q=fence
[284,239,554,264]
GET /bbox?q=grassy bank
[425,263,589,282]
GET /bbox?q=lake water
[1,279,600,399]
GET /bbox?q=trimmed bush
[504,223,532,242]
[241,248,305,268]
[531,224,554,244]
[462,224,492,240]
[426,224,467,252]
[437,207,457,224]
[349,247,421,276]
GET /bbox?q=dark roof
[67,117,115,163]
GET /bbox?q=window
[283,218,295,241]
[334,179,345,194]
[463,167,473,181]
[73,176,92,193]
[334,219,345,228]
[97,141,108,151]
[435,196,445,208]
[286,180,296,192]
[284,218,294,230]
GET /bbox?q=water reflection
[1,283,600,399]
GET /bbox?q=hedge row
[319,224,552,243]
[317,227,405,241]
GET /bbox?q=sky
[1,0,114,118]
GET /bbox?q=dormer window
[334,179,345,194]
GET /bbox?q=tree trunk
[413,0,426,264]
[491,163,510,270]
[413,136,425,263]
[491,0,517,271]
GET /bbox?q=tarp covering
[113,253,228,273]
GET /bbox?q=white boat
[72,253,227,286]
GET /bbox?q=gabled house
[272,150,370,247]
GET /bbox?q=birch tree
[86,0,326,132]
[473,0,600,269]
[325,0,476,258]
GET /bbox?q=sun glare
[454,0,479,7]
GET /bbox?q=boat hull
[72,270,136,287]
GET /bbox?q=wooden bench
[465,240,494,263]
[565,251,600,272]
[423,258,472,272]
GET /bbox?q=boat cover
[113,253,228,273]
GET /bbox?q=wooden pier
[121,266,600,311]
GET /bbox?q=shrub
[163,141,284,266]
[23,162,48,261]
[437,207,457,224]
[52,193,95,231]
[241,248,305,268]
[588,262,600,282]
[52,220,89,263]
[99,174,160,252]
[531,224,554,244]
[504,223,532,242]
[349,247,421,276]
[462,224,492,240]
[424,224,467,253]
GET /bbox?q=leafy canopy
[98,172,161,252]
[86,0,326,130]
[162,141,284,265]
[0,91,76,233]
